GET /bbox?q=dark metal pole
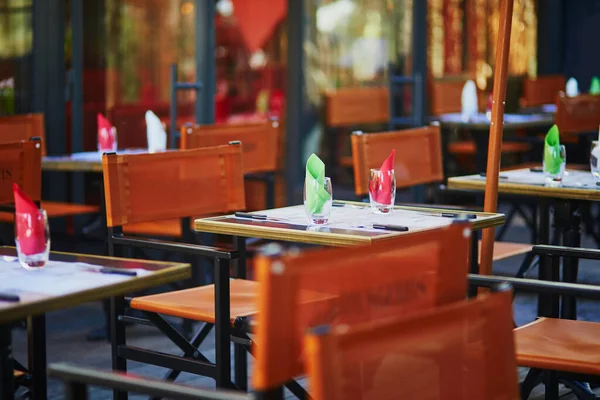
[286,0,304,204]
[0,324,14,400]
[170,64,178,148]
[195,0,215,125]
[28,314,48,399]
[412,0,427,126]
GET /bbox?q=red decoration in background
[231,0,287,52]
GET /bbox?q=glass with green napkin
[591,76,600,95]
[543,124,566,185]
[304,153,332,224]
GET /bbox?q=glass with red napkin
[369,150,396,214]
[97,113,117,153]
[13,184,50,269]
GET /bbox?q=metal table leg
[28,315,47,400]
[561,201,581,320]
[537,199,560,317]
[233,236,248,390]
[0,323,14,400]
[468,231,480,298]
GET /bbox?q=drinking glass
[591,141,600,180]
[303,177,333,225]
[14,209,50,269]
[369,168,396,214]
[543,145,566,186]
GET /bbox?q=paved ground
[11,199,600,399]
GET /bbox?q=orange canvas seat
[130,279,259,324]
[515,317,600,376]
[252,222,471,396]
[305,290,518,400]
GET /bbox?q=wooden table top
[435,112,554,130]
[42,149,148,172]
[0,247,190,323]
[448,169,600,201]
[194,201,505,247]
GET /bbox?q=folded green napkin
[591,76,600,95]
[305,154,330,214]
[544,124,564,174]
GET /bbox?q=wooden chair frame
[0,114,46,156]
[102,145,251,398]
[520,75,565,108]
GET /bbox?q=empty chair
[349,125,533,266]
[252,222,471,398]
[0,138,42,207]
[181,119,282,210]
[520,75,565,108]
[554,91,600,135]
[305,289,518,400]
[102,144,250,391]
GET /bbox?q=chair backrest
[554,91,600,135]
[350,125,443,197]
[0,138,42,205]
[252,222,471,392]
[429,78,487,116]
[180,120,280,174]
[324,87,389,127]
[102,144,245,228]
[0,113,46,156]
[520,75,565,108]
[304,290,518,400]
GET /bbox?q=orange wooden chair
[0,114,98,222]
[520,75,565,108]
[323,87,389,172]
[252,222,472,398]
[181,119,283,210]
[555,91,600,136]
[429,78,530,165]
[305,288,518,400]
[102,144,251,392]
[349,125,533,266]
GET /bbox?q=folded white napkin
[145,110,167,153]
[461,80,478,121]
[566,77,579,97]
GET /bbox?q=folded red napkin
[13,183,46,255]
[97,113,117,152]
[370,150,396,204]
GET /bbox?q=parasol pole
[480,0,515,277]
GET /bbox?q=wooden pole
[480,0,515,276]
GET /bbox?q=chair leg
[234,343,248,391]
[111,295,127,400]
[520,368,543,400]
[495,205,518,241]
[214,257,231,388]
[515,253,536,279]
[559,380,597,400]
[544,371,560,400]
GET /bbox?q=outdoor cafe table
[194,200,505,277]
[435,112,555,173]
[41,149,149,173]
[448,169,600,320]
[0,247,190,400]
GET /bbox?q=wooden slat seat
[449,140,530,155]
[479,240,532,262]
[515,317,600,376]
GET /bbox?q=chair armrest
[48,363,250,400]
[468,274,600,301]
[532,245,600,261]
[111,234,237,260]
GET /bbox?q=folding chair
[469,271,600,400]
[323,87,389,175]
[0,113,98,221]
[252,222,472,399]
[305,288,518,400]
[181,118,283,210]
[350,125,533,269]
[49,363,251,400]
[0,138,42,394]
[102,144,251,396]
[520,75,565,109]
